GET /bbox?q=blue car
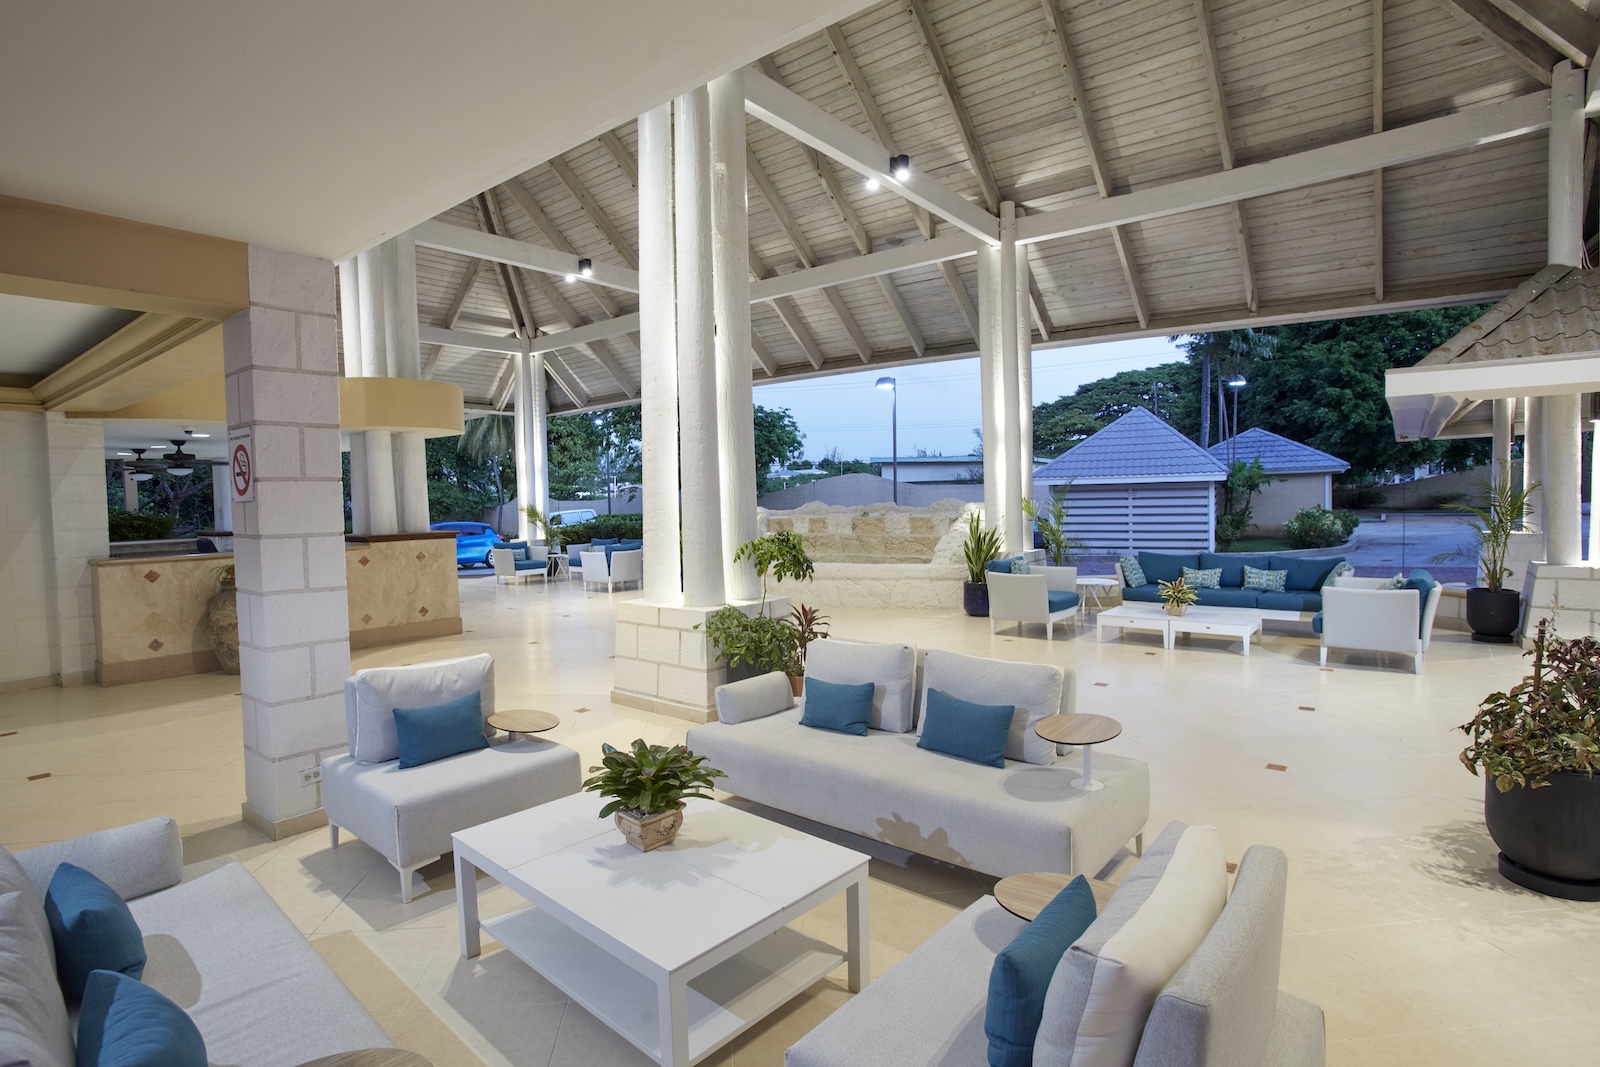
[430,521,505,568]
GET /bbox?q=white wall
[1247,474,1330,534]
[0,412,54,687]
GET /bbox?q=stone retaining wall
[757,499,969,564]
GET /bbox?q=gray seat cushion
[786,897,1026,1067]
[0,848,74,1067]
[13,815,182,902]
[920,649,1063,766]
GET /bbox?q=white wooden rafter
[1372,0,1385,301]
[421,258,485,378]
[1191,0,1260,314]
[1495,1,1600,66]
[413,219,638,293]
[547,154,640,271]
[1437,0,1562,84]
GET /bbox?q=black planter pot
[1466,587,1521,644]
[963,580,990,617]
[1484,771,1600,900]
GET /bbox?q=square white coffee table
[453,793,869,1067]
[1096,602,1172,646]
[1167,606,1263,657]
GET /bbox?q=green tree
[457,414,516,515]
[754,405,805,491]
[1175,330,1273,447]
[1031,361,1199,456]
[548,404,643,501]
[817,447,876,476]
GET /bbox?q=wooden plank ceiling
[404,0,1595,415]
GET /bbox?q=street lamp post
[1226,373,1247,466]
[876,376,897,504]
[594,415,613,515]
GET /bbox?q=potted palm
[1433,478,1537,643]
[1022,496,1085,567]
[1460,619,1600,899]
[1158,575,1199,616]
[962,512,1002,617]
[582,739,726,851]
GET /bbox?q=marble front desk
[90,533,462,686]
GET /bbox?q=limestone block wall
[768,563,967,611]
[1520,562,1600,641]
[344,534,462,648]
[613,596,790,723]
[758,499,969,563]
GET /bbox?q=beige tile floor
[3,572,1597,1066]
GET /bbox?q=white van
[547,509,598,527]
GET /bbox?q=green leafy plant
[1282,506,1361,549]
[522,506,566,549]
[1214,458,1272,549]
[1460,619,1600,792]
[734,532,815,607]
[582,739,725,818]
[1022,495,1086,567]
[107,512,175,542]
[1432,478,1538,592]
[551,514,644,546]
[1215,511,1252,551]
[701,607,802,676]
[962,512,1003,585]
[790,603,830,664]
[1157,576,1200,609]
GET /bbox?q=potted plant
[702,606,802,684]
[788,603,831,696]
[1022,496,1085,567]
[582,739,726,851]
[961,512,1002,617]
[523,506,565,551]
[733,531,815,609]
[1459,619,1600,899]
[206,563,240,674]
[1157,575,1198,616]
[1433,478,1538,643]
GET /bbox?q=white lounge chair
[1317,575,1442,673]
[580,547,643,594]
[491,542,547,585]
[986,566,1082,641]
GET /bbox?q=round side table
[487,709,559,737]
[1034,712,1122,792]
[994,871,1118,921]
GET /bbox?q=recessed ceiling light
[189,432,210,438]
[865,177,881,192]
[115,452,133,457]
[564,273,576,283]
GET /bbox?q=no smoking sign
[228,428,255,503]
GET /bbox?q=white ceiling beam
[1372,0,1386,301]
[413,219,639,293]
[1493,1,1599,66]
[547,154,640,271]
[419,326,522,355]
[498,179,626,318]
[770,297,825,369]
[1016,90,1550,244]
[744,68,999,245]
[1192,0,1260,314]
[1437,0,1561,84]
[751,333,780,377]
[597,131,638,190]
[421,259,486,378]
[748,231,982,301]
[422,314,640,356]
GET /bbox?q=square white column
[223,245,350,835]
[43,412,109,685]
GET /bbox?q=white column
[1012,204,1033,539]
[43,413,108,686]
[531,352,550,525]
[1545,393,1582,565]
[389,232,429,532]
[711,70,759,602]
[222,245,350,833]
[978,243,1001,532]
[1590,406,1600,563]
[1549,61,1585,268]
[639,103,682,604]
[998,203,1024,555]
[513,345,535,543]
[122,465,138,512]
[338,257,369,534]
[356,249,387,378]
[1526,395,1543,537]
[212,467,231,532]
[1492,398,1514,489]
[676,85,725,608]
[363,430,398,535]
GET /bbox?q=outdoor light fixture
[564,273,576,283]
[865,177,881,192]
[115,451,132,457]
[1227,374,1248,387]
[876,376,898,505]
[578,258,593,277]
[131,472,153,482]
[187,429,209,438]
[889,154,911,181]
[165,441,195,477]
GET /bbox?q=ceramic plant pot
[963,580,990,617]
[615,805,684,852]
[788,674,805,697]
[1163,601,1189,617]
[1465,587,1520,644]
[1484,772,1600,900]
[205,587,240,674]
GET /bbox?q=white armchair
[491,541,548,585]
[986,566,1082,641]
[580,547,643,594]
[1317,576,1442,673]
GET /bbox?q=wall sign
[229,427,255,503]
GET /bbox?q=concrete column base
[241,801,329,842]
[1520,561,1600,644]
[612,596,791,723]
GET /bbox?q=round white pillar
[531,352,550,528]
[1543,392,1582,566]
[364,429,399,535]
[1526,396,1544,537]
[638,103,682,604]
[513,346,536,543]
[1492,398,1514,489]
[978,243,1001,532]
[998,203,1024,555]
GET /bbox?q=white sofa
[2,817,394,1067]
[786,821,1325,1067]
[686,640,1149,879]
[1316,576,1442,673]
[987,566,1083,641]
[492,542,548,585]
[321,654,582,901]
[580,547,642,594]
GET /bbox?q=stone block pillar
[43,413,109,686]
[611,597,789,723]
[224,245,351,838]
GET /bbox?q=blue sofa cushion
[1271,555,1345,592]
[602,538,643,560]
[1312,611,1324,634]
[1193,587,1262,609]
[1200,553,1271,589]
[800,678,874,736]
[45,864,146,999]
[592,537,620,547]
[1118,554,1147,587]
[392,690,488,769]
[1121,584,1163,603]
[917,689,1013,768]
[1137,552,1199,585]
[502,540,530,562]
[986,557,1023,575]
[1405,569,1437,633]
[984,876,1099,1067]
[1046,590,1081,613]
[77,969,207,1067]
[513,559,546,572]
[1257,590,1323,613]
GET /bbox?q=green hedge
[1282,506,1360,550]
[548,514,643,548]
[107,512,176,542]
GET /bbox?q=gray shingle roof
[1034,407,1226,483]
[1207,428,1349,474]
[1418,265,1600,366]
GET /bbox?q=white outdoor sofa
[321,654,581,901]
[491,541,549,585]
[987,566,1083,641]
[786,821,1325,1067]
[686,640,1150,879]
[1315,574,1442,673]
[580,547,642,594]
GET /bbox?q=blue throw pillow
[800,678,875,736]
[77,969,207,1067]
[44,863,146,1000]
[1405,569,1437,634]
[917,688,1013,768]
[1182,566,1222,589]
[986,557,1021,575]
[1118,554,1147,587]
[392,690,488,768]
[985,876,1099,1067]
[1242,564,1287,593]
[1010,557,1032,575]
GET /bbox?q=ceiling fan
[123,441,200,479]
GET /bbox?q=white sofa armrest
[15,816,183,902]
[1321,587,1421,654]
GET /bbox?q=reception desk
[91,533,462,686]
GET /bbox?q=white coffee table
[1076,576,1120,611]
[1096,602,1172,646]
[1168,606,1263,657]
[453,793,870,1067]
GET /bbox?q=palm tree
[1175,329,1272,448]
[458,415,515,523]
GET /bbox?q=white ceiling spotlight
[185,428,209,438]
[865,176,880,192]
[889,154,911,182]
[578,257,594,277]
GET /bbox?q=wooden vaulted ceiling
[406,0,1599,416]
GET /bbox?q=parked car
[547,509,597,527]
[430,521,504,567]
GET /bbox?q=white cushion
[804,639,917,733]
[715,671,794,724]
[1035,824,1227,1067]
[918,648,1062,765]
[0,849,74,1067]
[344,653,495,764]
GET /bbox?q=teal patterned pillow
[1242,564,1287,593]
[1119,555,1147,587]
[1182,566,1222,589]
[1011,558,1032,575]
[1321,560,1355,588]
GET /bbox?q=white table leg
[846,870,870,993]
[658,973,690,1067]
[1072,745,1106,792]
[456,851,480,959]
[1243,630,1252,657]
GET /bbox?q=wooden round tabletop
[487,708,559,734]
[994,871,1118,921]
[1034,712,1121,747]
[292,1050,433,1067]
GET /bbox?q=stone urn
[615,805,684,852]
[206,570,240,674]
[1163,601,1189,617]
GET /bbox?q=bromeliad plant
[1460,619,1600,792]
[582,739,726,818]
[962,511,1003,585]
[1433,478,1540,592]
[1157,575,1199,611]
